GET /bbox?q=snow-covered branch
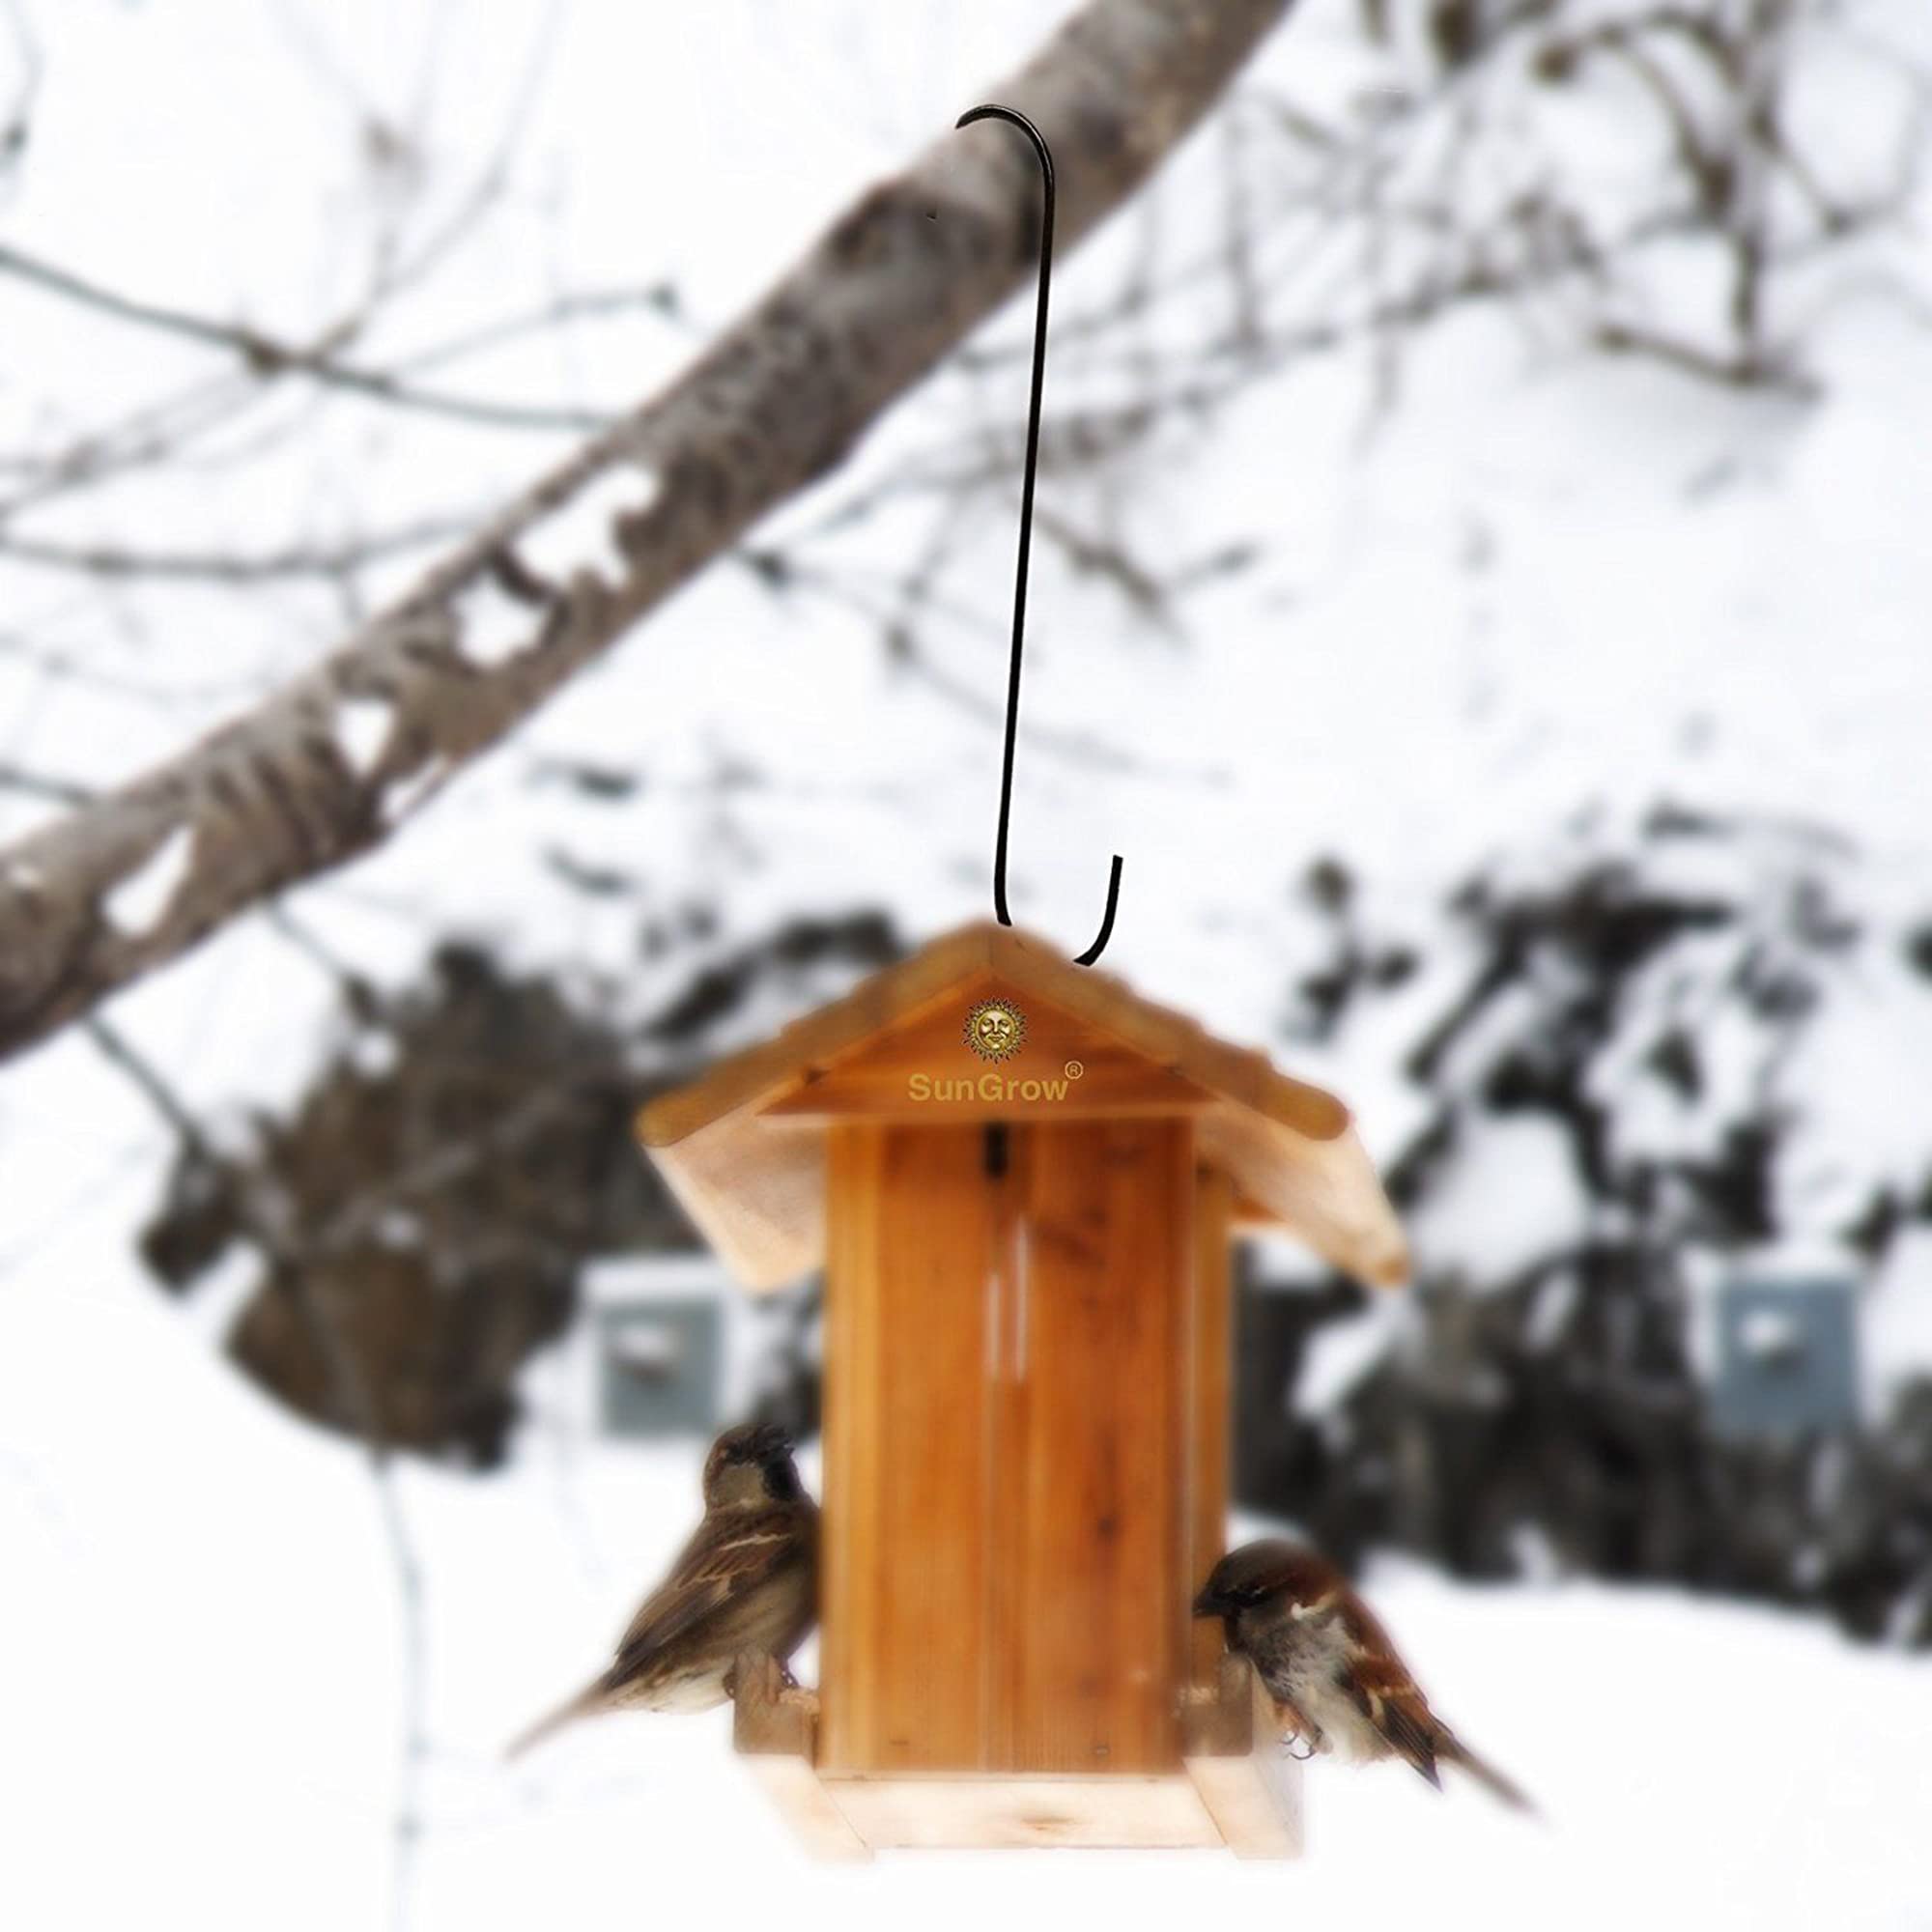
[0,0,1293,1064]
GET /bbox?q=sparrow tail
[503,1681,607,1762]
[1440,1734,1536,1814]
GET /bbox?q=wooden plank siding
[1000,1119,1194,1773]
[1187,1165,1235,1688]
[821,1117,1203,1777]
[819,1122,999,1772]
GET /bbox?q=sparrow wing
[1437,1730,1537,1812]
[1341,1649,1443,1787]
[1334,1586,1535,1810]
[1331,1591,1444,1787]
[504,1500,813,1760]
[608,1501,812,1679]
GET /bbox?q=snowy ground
[5,5,1932,1927]
[5,1215,1931,1932]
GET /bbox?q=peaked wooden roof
[637,922,1408,1292]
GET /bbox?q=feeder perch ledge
[735,1650,1302,1859]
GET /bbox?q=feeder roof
[637,922,1407,1293]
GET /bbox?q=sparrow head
[1192,1539,1341,1620]
[702,1420,803,1509]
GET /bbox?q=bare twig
[82,1009,431,1927]
[0,242,615,435]
[0,516,476,584]
[394,284,689,379]
[0,760,92,807]
[0,0,37,184]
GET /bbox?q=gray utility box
[596,1293,723,1439]
[1713,1276,1860,1442]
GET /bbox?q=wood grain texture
[1197,1098,1410,1286]
[738,1656,1298,1857]
[737,1658,1300,1858]
[641,928,1347,1148]
[0,3,1294,1064]
[732,1656,871,1861]
[820,1117,1202,1778]
[753,1110,1304,1852]
[1181,1652,1305,1859]
[1188,1165,1234,1687]
[640,925,1407,1293]
[822,1775,1223,1851]
[648,1115,825,1293]
[819,1123,999,1773]
[763,973,1217,1122]
[999,1119,1192,1774]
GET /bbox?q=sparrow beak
[1191,1583,1229,1618]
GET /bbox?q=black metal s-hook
[957,102,1122,969]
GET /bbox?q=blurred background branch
[0,0,1293,1066]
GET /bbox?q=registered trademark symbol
[1064,1060,1084,1080]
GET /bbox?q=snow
[5,1258,1931,1932]
[102,824,196,935]
[336,695,397,775]
[1295,1293,1406,1415]
[350,1028,400,1077]
[382,756,451,826]
[1407,1114,1596,1290]
[454,575,545,670]
[518,465,662,588]
[1740,1305,1803,1360]
[1866,1230,1932,1408]
[579,1253,741,1308]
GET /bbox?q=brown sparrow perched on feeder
[506,1422,817,1759]
[1193,1540,1533,1811]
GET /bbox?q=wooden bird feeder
[637,923,1407,1857]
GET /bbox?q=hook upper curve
[956,101,1123,969]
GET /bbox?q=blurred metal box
[1713,1276,1859,1440]
[580,1254,740,1439]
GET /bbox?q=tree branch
[0,241,616,435]
[0,760,92,807]
[0,516,475,583]
[0,0,1291,1065]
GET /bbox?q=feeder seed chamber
[637,922,1407,1858]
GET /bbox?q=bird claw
[1279,1731,1319,1762]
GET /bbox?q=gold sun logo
[963,998,1026,1063]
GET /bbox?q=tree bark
[0,0,1293,1065]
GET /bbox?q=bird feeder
[637,922,1407,1857]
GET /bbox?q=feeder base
[732,1652,1301,1861]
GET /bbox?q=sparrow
[1193,1540,1532,1812]
[506,1422,817,1758]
